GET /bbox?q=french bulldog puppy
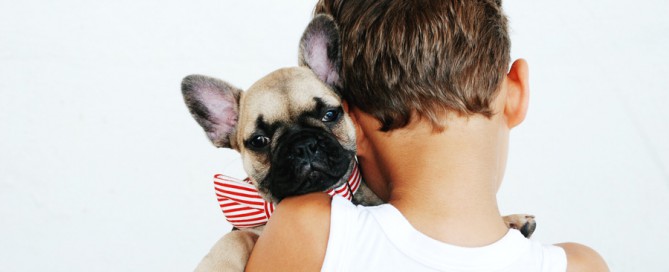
[182,15,535,272]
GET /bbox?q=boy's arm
[245,193,331,271]
[557,243,609,272]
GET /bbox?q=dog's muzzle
[265,127,354,201]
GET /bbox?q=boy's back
[322,196,567,271]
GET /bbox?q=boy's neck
[362,113,510,247]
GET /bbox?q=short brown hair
[314,0,510,131]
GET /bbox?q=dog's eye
[249,135,270,148]
[321,109,340,122]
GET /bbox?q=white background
[1,0,667,271]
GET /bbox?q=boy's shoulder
[557,242,609,272]
[246,192,331,271]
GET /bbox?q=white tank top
[321,196,567,272]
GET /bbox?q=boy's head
[314,0,511,131]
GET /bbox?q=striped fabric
[213,161,362,229]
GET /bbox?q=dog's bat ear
[181,74,241,149]
[298,14,342,88]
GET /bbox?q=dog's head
[182,15,353,203]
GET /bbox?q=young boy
[247,0,608,271]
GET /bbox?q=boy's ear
[503,59,530,128]
[181,74,242,149]
[298,14,342,88]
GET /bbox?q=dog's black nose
[293,137,319,160]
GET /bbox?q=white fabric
[322,196,567,272]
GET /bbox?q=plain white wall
[1,0,667,271]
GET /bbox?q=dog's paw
[502,214,536,238]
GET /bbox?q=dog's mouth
[262,128,354,201]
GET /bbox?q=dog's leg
[194,226,264,272]
[502,214,536,238]
[352,182,384,206]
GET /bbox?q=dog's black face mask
[264,126,354,201]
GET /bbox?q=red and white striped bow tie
[213,161,362,229]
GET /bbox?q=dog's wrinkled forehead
[238,67,340,138]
